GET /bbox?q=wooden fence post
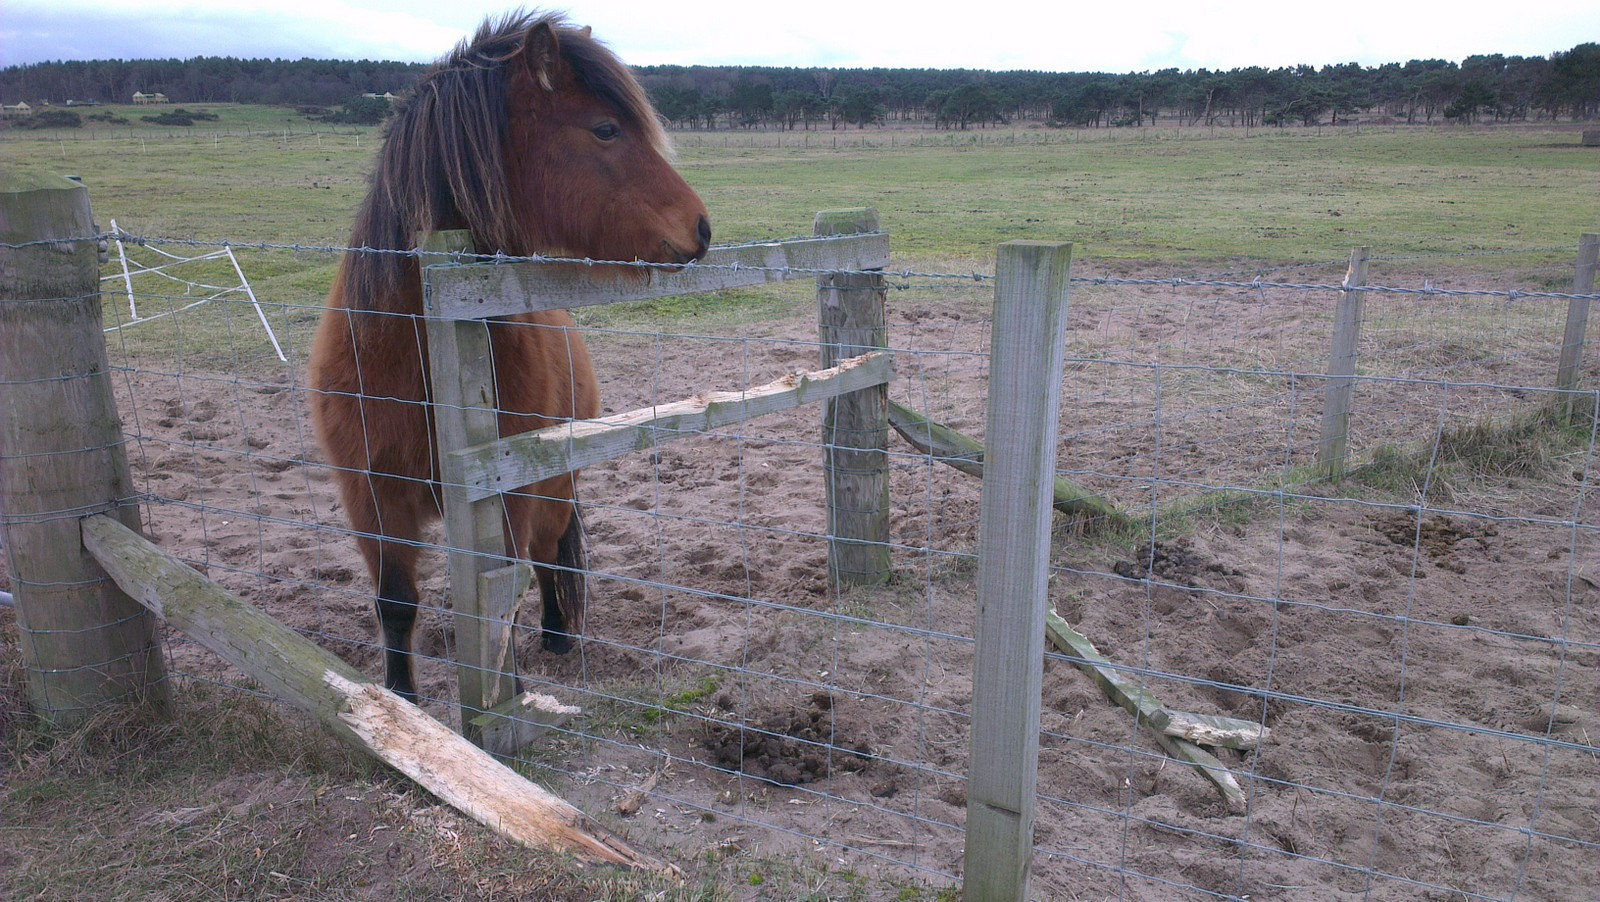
[419,231,517,745]
[1317,247,1370,479]
[816,209,891,589]
[1556,233,1600,423]
[0,171,167,724]
[963,240,1073,902]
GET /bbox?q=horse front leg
[358,535,424,703]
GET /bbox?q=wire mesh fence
[1028,263,1600,900]
[3,229,1598,899]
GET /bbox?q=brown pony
[310,10,710,701]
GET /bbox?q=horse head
[503,18,711,266]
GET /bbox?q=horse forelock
[432,10,673,168]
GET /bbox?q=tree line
[0,57,421,108]
[4,43,1597,129]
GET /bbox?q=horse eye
[592,122,621,141]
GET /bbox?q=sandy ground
[5,273,1597,900]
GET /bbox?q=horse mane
[342,9,670,311]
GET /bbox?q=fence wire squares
[4,233,1597,900]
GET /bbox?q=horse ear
[579,25,593,38]
[521,20,561,92]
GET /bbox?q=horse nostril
[695,214,712,255]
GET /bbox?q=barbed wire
[1195,244,1579,281]
[7,230,1597,302]
[1076,275,1599,301]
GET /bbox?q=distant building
[132,91,169,105]
[362,92,398,102]
[1,101,32,118]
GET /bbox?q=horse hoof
[542,631,573,654]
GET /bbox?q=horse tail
[554,505,587,639]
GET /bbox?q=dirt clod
[1375,512,1496,573]
[704,694,871,786]
[1113,538,1244,588]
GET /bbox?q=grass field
[5,108,1594,363]
[6,107,1597,266]
[3,107,1599,900]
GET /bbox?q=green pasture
[5,109,1593,367]
[679,127,1600,271]
[3,110,1595,271]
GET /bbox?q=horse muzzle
[662,213,712,265]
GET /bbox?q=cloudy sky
[3,0,1595,72]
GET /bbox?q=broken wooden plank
[1152,732,1248,815]
[329,672,677,871]
[887,399,1130,529]
[1045,609,1254,813]
[1149,708,1270,751]
[1044,611,1267,749]
[449,351,894,503]
[1046,610,1164,726]
[81,513,674,873]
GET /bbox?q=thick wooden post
[1557,233,1600,422]
[816,209,891,589]
[419,231,517,744]
[0,171,167,724]
[1317,247,1369,479]
[963,241,1073,902]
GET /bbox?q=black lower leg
[540,512,586,654]
[539,568,572,654]
[375,564,421,702]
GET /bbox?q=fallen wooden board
[324,672,669,865]
[1044,612,1267,750]
[449,351,894,503]
[1045,609,1256,813]
[886,399,1131,529]
[1046,610,1163,724]
[81,514,674,873]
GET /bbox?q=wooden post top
[814,208,880,236]
[0,172,93,251]
[0,170,85,193]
